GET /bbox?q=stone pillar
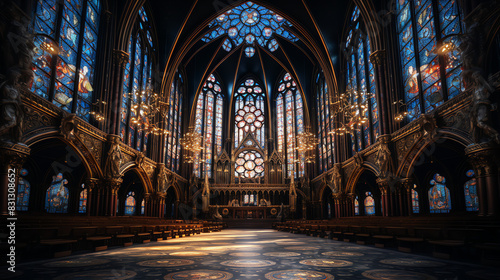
[143,193,151,216]
[103,179,122,216]
[108,50,129,135]
[332,193,340,218]
[401,178,414,216]
[347,193,356,217]
[0,143,30,216]
[466,143,500,217]
[85,178,99,216]
[369,50,391,135]
[377,178,391,217]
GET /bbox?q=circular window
[235,105,264,133]
[235,151,264,178]
[241,8,260,26]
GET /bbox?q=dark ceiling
[148,0,353,110]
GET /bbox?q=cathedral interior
[1,0,500,279]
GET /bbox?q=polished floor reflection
[10,229,500,279]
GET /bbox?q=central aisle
[15,229,499,279]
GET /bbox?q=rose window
[235,151,264,178]
[236,104,264,133]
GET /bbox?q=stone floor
[6,229,500,279]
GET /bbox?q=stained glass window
[193,74,224,177]
[364,192,375,215]
[316,73,335,172]
[355,196,359,215]
[141,199,145,215]
[235,150,264,178]
[428,173,451,213]
[125,191,136,215]
[79,186,87,213]
[120,6,154,154]
[16,169,30,211]
[164,72,184,173]
[234,78,266,149]
[345,6,379,154]
[202,1,298,52]
[31,0,101,121]
[396,0,464,122]
[276,73,305,178]
[464,170,478,212]
[45,173,69,213]
[411,185,420,213]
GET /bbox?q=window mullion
[409,0,426,114]
[48,1,65,102]
[72,0,88,114]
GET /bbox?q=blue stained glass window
[141,199,145,215]
[316,73,334,171]
[121,5,154,155]
[234,77,266,149]
[245,46,255,57]
[164,73,183,173]
[16,169,30,211]
[345,6,379,154]
[45,173,69,213]
[193,74,224,177]
[364,192,375,215]
[464,170,478,212]
[202,1,298,52]
[355,197,359,215]
[428,173,451,213]
[411,185,420,213]
[277,73,305,178]
[125,191,136,215]
[31,0,101,121]
[79,186,87,213]
[396,0,464,122]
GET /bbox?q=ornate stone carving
[375,142,392,179]
[469,72,500,144]
[369,50,386,66]
[354,152,363,169]
[465,142,499,177]
[104,136,123,179]
[420,113,438,140]
[135,152,145,169]
[60,114,78,141]
[331,163,342,193]
[156,164,167,193]
[0,142,30,170]
[0,3,34,144]
[113,49,129,69]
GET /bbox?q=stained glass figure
[235,150,264,178]
[16,169,30,211]
[141,199,145,215]
[411,185,420,213]
[428,173,451,213]
[121,5,154,155]
[364,192,375,215]
[464,170,478,212]
[31,0,101,121]
[79,186,87,213]
[396,0,464,121]
[125,191,136,215]
[234,78,265,149]
[202,1,298,53]
[345,6,379,153]
[316,73,335,171]
[193,74,224,177]
[276,73,305,178]
[45,173,69,213]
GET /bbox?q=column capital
[400,178,414,191]
[113,49,129,68]
[465,142,500,177]
[0,143,30,170]
[369,50,386,66]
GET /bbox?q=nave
[11,229,500,280]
